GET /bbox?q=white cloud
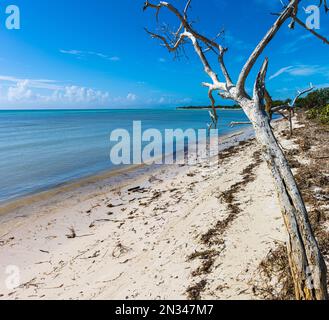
[59,49,82,56]
[8,80,34,101]
[60,49,120,62]
[0,76,62,90]
[126,93,137,102]
[269,65,329,80]
[289,66,321,76]
[50,86,110,104]
[0,75,193,109]
[0,75,111,106]
[280,34,313,54]
[269,66,294,80]
[147,96,192,106]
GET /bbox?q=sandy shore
[0,121,291,300]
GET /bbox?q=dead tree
[272,84,315,136]
[144,0,329,300]
[230,84,315,133]
[230,84,314,131]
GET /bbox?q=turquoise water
[0,109,250,203]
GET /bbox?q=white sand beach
[0,119,311,300]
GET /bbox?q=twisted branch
[292,16,329,44]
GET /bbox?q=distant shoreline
[177,106,242,110]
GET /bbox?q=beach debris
[149,175,163,183]
[77,233,95,238]
[0,232,10,239]
[128,186,142,192]
[187,249,219,261]
[43,284,64,290]
[97,272,124,283]
[252,245,294,300]
[66,227,76,239]
[81,250,101,260]
[107,202,124,208]
[201,150,262,247]
[151,191,162,200]
[19,278,43,290]
[89,219,112,228]
[128,186,148,194]
[186,280,207,300]
[35,261,51,265]
[188,250,220,277]
[39,249,50,254]
[86,204,101,214]
[112,243,130,259]
[0,236,15,247]
[45,236,57,240]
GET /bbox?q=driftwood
[229,121,251,127]
[144,0,329,299]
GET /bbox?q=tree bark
[247,106,328,300]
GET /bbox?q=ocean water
[0,109,250,203]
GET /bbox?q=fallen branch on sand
[66,227,76,239]
[66,227,94,239]
[89,219,112,228]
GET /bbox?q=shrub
[296,88,329,110]
[306,105,329,124]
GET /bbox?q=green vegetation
[272,99,291,108]
[295,88,329,125]
[306,104,329,124]
[295,88,329,109]
[177,88,329,125]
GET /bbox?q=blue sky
[0,0,328,109]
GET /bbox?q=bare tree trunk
[247,106,328,300]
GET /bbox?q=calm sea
[0,109,250,203]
